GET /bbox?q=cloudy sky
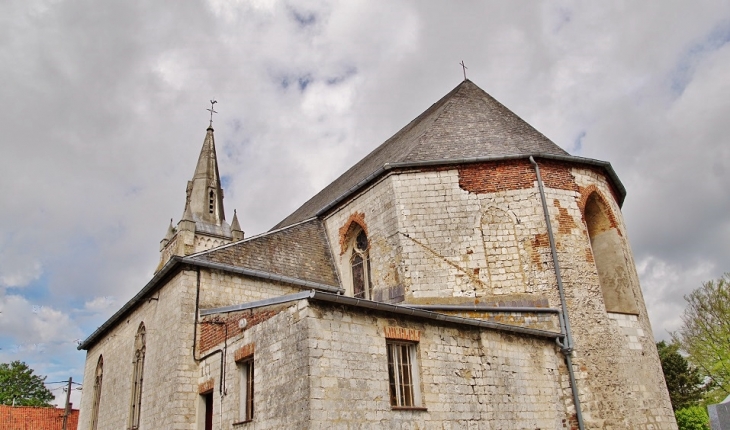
[1,0,729,406]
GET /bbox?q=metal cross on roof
[207,100,218,127]
[459,61,468,81]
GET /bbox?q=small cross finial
[207,100,218,128]
[459,60,468,81]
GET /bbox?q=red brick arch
[338,212,368,255]
[579,186,622,237]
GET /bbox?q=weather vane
[459,60,468,81]
[207,100,218,127]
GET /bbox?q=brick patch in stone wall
[554,199,578,235]
[457,159,580,195]
[199,378,214,394]
[338,211,367,255]
[234,342,255,362]
[579,185,622,236]
[384,326,420,341]
[199,308,283,353]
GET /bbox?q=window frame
[386,340,423,409]
[235,356,254,424]
[128,323,146,430]
[349,229,373,300]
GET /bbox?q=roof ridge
[399,81,466,161]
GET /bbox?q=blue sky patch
[290,8,316,27]
[669,19,730,96]
[572,130,586,154]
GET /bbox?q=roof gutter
[314,153,625,220]
[186,259,343,295]
[78,257,343,351]
[201,290,562,340]
[77,255,185,350]
[399,304,559,313]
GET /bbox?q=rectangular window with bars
[387,341,422,408]
[238,358,254,422]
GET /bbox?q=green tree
[673,273,730,403]
[0,361,54,406]
[657,341,707,410]
[675,406,710,430]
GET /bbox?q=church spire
[157,107,237,272]
[182,125,226,226]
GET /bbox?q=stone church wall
[77,266,305,430]
[324,175,404,302]
[198,301,311,429]
[78,270,197,430]
[322,160,675,428]
[305,301,571,429]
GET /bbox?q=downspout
[192,268,201,358]
[529,156,585,430]
[191,267,227,429]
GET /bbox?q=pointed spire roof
[231,209,242,231]
[164,219,176,241]
[272,80,572,229]
[181,126,231,238]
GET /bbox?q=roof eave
[201,290,561,340]
[77,255,185,350]
[77,257,343,351]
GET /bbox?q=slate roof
[189,218,339,287]
[272,79,570,230]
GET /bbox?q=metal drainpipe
[529,156,585,430]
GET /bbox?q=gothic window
[90,355,103,430]
[584,192,639,315]
[350,229,373,299]
[128,323,146,430]
[387,341,422,408]
[209,190,215,214]
[237,357,254,422]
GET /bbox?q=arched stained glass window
[350,229,373,299]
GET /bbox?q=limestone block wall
[78,271,197,430]
[373,160,675,428]
[324,175,405,302]
[197,301,311,429]
[196,268,301,310]
[306,301,573,429]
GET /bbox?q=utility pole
[62,377,72,430]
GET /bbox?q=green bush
[675,406,710,430]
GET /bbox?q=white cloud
[83,296,116,312]
[0,258,42,288]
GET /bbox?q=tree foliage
[0,361,54,407]
[657,341,707,410]
[675,406,710,430]
[673,273,730,403]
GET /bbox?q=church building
[77,80,676,429]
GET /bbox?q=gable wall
[78,270,197,430]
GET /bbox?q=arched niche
[584,192,638,314]
[480,207,525,293]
